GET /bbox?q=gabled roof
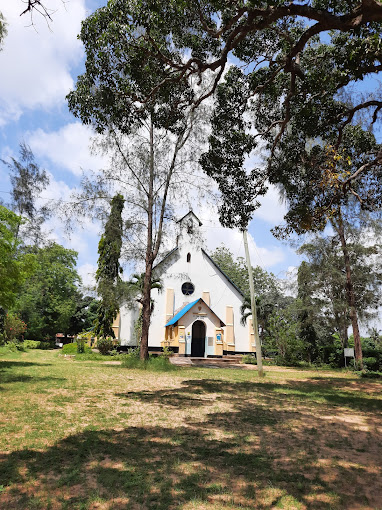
[165,298,225,327]
[176,210,203,226]
[201,249,245,297]
[153,246,178,270]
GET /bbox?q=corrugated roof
[165,299,200,326]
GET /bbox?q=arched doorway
[191,320,206,357]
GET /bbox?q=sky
[0,0,311,293]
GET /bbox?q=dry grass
[0,349,381,509]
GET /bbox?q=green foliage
[121,349,177,371]
[2,142,50,245]
[12,243,80,341]
[76,336,86,354]
[23,340,50,350]
[97,337,114,355]
[268,305,306,366]
[4,313,27,342]
[362,357,380,372]
[241,354,257,365]
[360,371,382,379]
[0,205,35,310]
[94,194,124,340]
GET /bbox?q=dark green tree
[68,294,99,336]
[0,205,35,311]
[94,194,124,339]
[13,243,80,340]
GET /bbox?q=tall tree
[0,205,34,311]
[2,142,50,245]
[94,194,124,340]
[67,2,210,359]
[13,243,80,340]
[298,211,382,364]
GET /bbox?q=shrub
[4,314,27,342]
[77,336,86,353]
[242,354,257,365]
[121,349,177,371]
[362,357,379,371]
[6,341,25,352]
[62,342,78,354]
[97,337,114,355]
[24,340,41,349]
[360,370,382,379]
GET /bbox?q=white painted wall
[119,213,251,353]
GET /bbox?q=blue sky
[0,0,303,290]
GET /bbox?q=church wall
[119,211,254,354]
[148,237,250,353]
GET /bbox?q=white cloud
[253,184,287,225]
[195,202,285,268]
[0,0,86,125]
[78,263,97,290]
[28,122,106,175]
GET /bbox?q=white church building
[116,211,256,357]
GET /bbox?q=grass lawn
[0,349,381,509]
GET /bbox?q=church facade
[117,211,256,356]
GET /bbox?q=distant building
[116,211,256,356]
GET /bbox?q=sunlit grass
[0,349,381,509]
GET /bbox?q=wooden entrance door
[191,320,206,357]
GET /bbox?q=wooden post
[242,229,264,378]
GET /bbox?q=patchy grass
[0,350,381,509]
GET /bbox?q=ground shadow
[1,376,381,509]
[0,361,52,369]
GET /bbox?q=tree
[94,194,124,340]
[211,245,286,350]
[298,211,382,364]
[13,243,80,340]
[67,3,210,359]
[0,205,35,311]
[2,142,50,245]
[68,294,98,336]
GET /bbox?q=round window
[181,282,195,296]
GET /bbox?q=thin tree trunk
[140,117,155,361]
[334,214,363,368]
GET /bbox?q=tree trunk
[140,116,155,361]
[335,214,363,368]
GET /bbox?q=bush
[363,357,379,371]
[62,342,91,355]
[97,337,114,355]
[4,313,27,342]
[62,342,78,354]
[360,370,382,379]
[24,340,41,349]
[77,336,86,354]
[5,341,25,352]
[121,349,177,371]
[242,354,257,365]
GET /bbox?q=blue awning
[164,299,200,326]
[164,298,225,327]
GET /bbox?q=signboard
[344,348,355,358]
[216,334,221,341]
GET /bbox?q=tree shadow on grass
[117,377,382,414]
[1,410,381,510]
[1,376,380,509]
[0,361,52,369]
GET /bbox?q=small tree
[94,194,124,340]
